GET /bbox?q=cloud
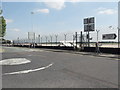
[97,8,117,15]
[67,0,82,2]
[43,0,80,10]
[34,9,49,13]
[5,19,13,24]
[2,0,119,2]
[8,28,20,32]
[43,0,66,10]
[43,0,101,10]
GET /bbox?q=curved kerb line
[3,63,54,76]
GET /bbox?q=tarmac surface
[1,46,119,88]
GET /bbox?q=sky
[2,1,119,42]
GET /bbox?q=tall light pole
[118,27,120,49]
[64,34,67,43]
[55,34,58,46]
[41,37,42,46]
[28,32,30,44]
[96,29,100,42]
[115,27,119,58]
[75,32,77,49]
[45,36,48,46]
[38,35,40,45]
[31,11,34,31]
[73,35,75,47]
[50,35,52,46]
[31,12,36,48]
[17,37,19,45]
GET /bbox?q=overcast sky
[2,1,119,42]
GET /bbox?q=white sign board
[84,17,95,32]
[102,34,117,40]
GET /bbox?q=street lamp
[55,34,58,46]
[31,12,33,44]
[30,12,36,48]
[73,35,75,47]
[96,29,100,42]
[38,35,40,45]
[117,27,120,49]
[31,11,34,34]
[64,34,67,43]
[17,37,19,45]
[41,37,42,46]
[50,35,52,46]
[45,36,48,46]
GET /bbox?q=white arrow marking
[3,63,54,75]
[0,58,31,65]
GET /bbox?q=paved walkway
[2,46,119,60]
[37,48,120,60]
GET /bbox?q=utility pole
[64,34,67,43]
[73,35,75,48]
[28,32,31,48]
[31,12,34,45]
[45,36,48,46]
[96,29,100,42]
[55,35,58,46]
[118,27,120,50]
[38,35,40,45]
[28,32,29,43]
[75,32,77,49]
[50,35,52,46]
[17,37,19,45]
[88,22,90,47]
[80,31,83,49]
[33,32,35,48]
[41,37,42,46]
[118,27,120,58]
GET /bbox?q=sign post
[118,2,120,56]
[84,17,95,47]
[38,35,40,44]
[118,27,120,50]
[75,32,77,49]
[28,32,35,48]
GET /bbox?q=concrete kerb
[41,48,119,59]
[5,45,119,60]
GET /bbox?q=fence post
[80,31,83,50]
[75,32,77,50]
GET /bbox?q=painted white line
[89,55,103,58]
[113,59,120,61]
[0,58,31,65]
[27,49,44,52]
[28,55,32,56]
[3,63,53,75]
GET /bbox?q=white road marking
[89,55,103,58]
[3,63,53,75]
[0,58,31,65]
[27,49,44,52]
[112,59,120,61]
[28,55,32,56]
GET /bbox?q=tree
[0,16,6,37]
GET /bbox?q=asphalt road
[1,46,119,88]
